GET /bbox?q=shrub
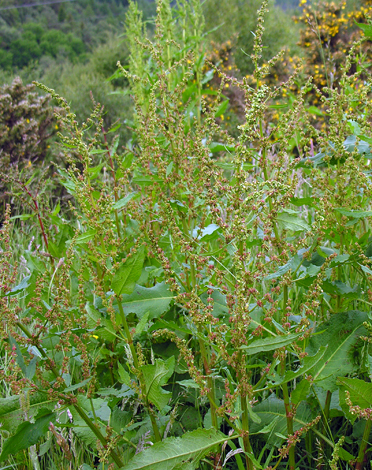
[0,76,55,167]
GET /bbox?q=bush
[0,76,55,167]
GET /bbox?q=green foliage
[1,1,372,470]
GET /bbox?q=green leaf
[193,224,221,241]
[108,122,121,133]
[335,208,372,218]
[135,311,150,336]
[141,357,175,411]
[338,377,372,424]
[0,409,56,462]
[10,213,35,221]
[277,213,310,232]
[120,428,229,470]
[307,311,368,392]
[291,380,311,405]
[64,377,92,392]
[118,363,131,387]
[356,22,372,38]
[215,100,229,118]
[359,263,372,275]
[250,395,312,446]
[271,346,328,389]
[5,276,31,297]
[120,282,173,319]
[68,229,97,246]
[209,142,235,153]
[166,162,174,177]
[0,392,55,434]
[240,332,303,355]
[112,246,145,295]
[113,193,137,211]
[264,259,295,280]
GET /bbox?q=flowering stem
[15,321,124,468]
[102,127,122,239]
[281,359,295,470]
[18,180,54,267]
[117,300,162,442]
[198,328,217,429]
[117,299,139,369]
[240,394,254,470]
[356,419,372,470]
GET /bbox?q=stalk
[240,394,254,470]
[281,359,295,470]
[198,329,218,429]
[117,300,162,441]
[356,419,372,470]
[102,126,122,239]
[117,300,139,369]
[16,321,124,468]
[18,180,54,267]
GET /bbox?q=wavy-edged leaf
[112,246,145,295]
[277,213,310,232]
[120,282,173,319]
[240,332,303,355]
[142,357,175,411]
[338,377,372,424]
[0,408,56,462]
[113,193,137,211]
[0,392,56,434]
[250,395,312,446]
[307,311,368,391]
[120,428,229,470]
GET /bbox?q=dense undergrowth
[1,0,372,469]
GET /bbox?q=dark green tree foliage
[0,77,55,167]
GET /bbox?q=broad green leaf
[215,100,229,118]
[111,407,131,434]
[277,213,310,232]
[209,142,235,153]
[66,229,97,246]
[0,409,56,462]
[291,380,311,405]
[5,276,31,297]
[118,363,131,387]
[193,223,221,241]
[307,311,368,392]
[264,260,293,280]
[10,213,35,221]
[240,332,303,355]
[335,208,372,218]
[120,282,173,319]
[357,22,372,38]
[337,377,372,424]
[270,346,328,389]
[359,263,372,275]
[120,428,229,470]
[132,175,162,186]
[64,377,92,392]
[113,193,137,211]
[166,162,174,177]
[0,392,56,434]
[135,311,150,336]
[200,290,228,318]
[141,357,175,411]
[112,246,145,295]
[250,395,312,446]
